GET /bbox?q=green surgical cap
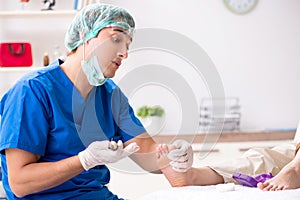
[65,3,135,51]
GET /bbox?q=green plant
[136,105,165,118]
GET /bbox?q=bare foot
[156,144,189,187]
[257,160,300,191]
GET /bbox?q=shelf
[153,130,296,143]
[0,67,43,72]
[0,10,77,18]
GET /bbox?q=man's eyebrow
[112,28,132,42]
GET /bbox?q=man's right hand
[78,140,140,170]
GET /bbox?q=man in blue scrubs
[0,4,192,200]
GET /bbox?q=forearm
[127,134,162,173]
[9,156,84,197]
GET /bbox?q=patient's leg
[157,144,224,187]
[258,143,300,191]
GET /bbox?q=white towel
[138,185,300,200]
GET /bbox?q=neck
[60,51,93,100]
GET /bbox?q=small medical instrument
[232,172,273,187]
[108,139,118,151]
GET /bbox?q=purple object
[232,172,273,187]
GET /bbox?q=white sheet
[138,184,300,200]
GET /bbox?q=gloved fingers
[169,153,188,163]
[112,140,125,156]
[167,140,191,160]
[170,155,191,173]
[108,140,118,151]
[171,140,190,151]
[171,165,189,173]
[108,140,124,152]
[123,142,140,155]
[117,140,123,149]
[168,146,194,173]
[170,160,189,168]
[167,149,188,160]
[170,140,182,148]
[168,145,188,156]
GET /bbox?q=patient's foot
[257,158,300,191]
[156,144,189,187]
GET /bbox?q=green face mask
[81,55,107,86]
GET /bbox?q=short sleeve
[111,87,146,142]
[0,79,50,155]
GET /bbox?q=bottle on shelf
[43,52,49,67]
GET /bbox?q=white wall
[1,0,300,132]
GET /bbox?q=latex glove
[78,140,140,170]
[167,139,193,172]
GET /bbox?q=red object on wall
[0,43,33,67]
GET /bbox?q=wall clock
[224,0,258,14]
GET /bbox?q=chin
[104,73,115,78]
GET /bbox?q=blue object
[0,60,145,199]
[232,172,273,187]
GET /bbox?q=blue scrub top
[0,60,145,199]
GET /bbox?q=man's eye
[112,36,122,43]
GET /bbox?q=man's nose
[117,52,128,59]
[117,46,128,59]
